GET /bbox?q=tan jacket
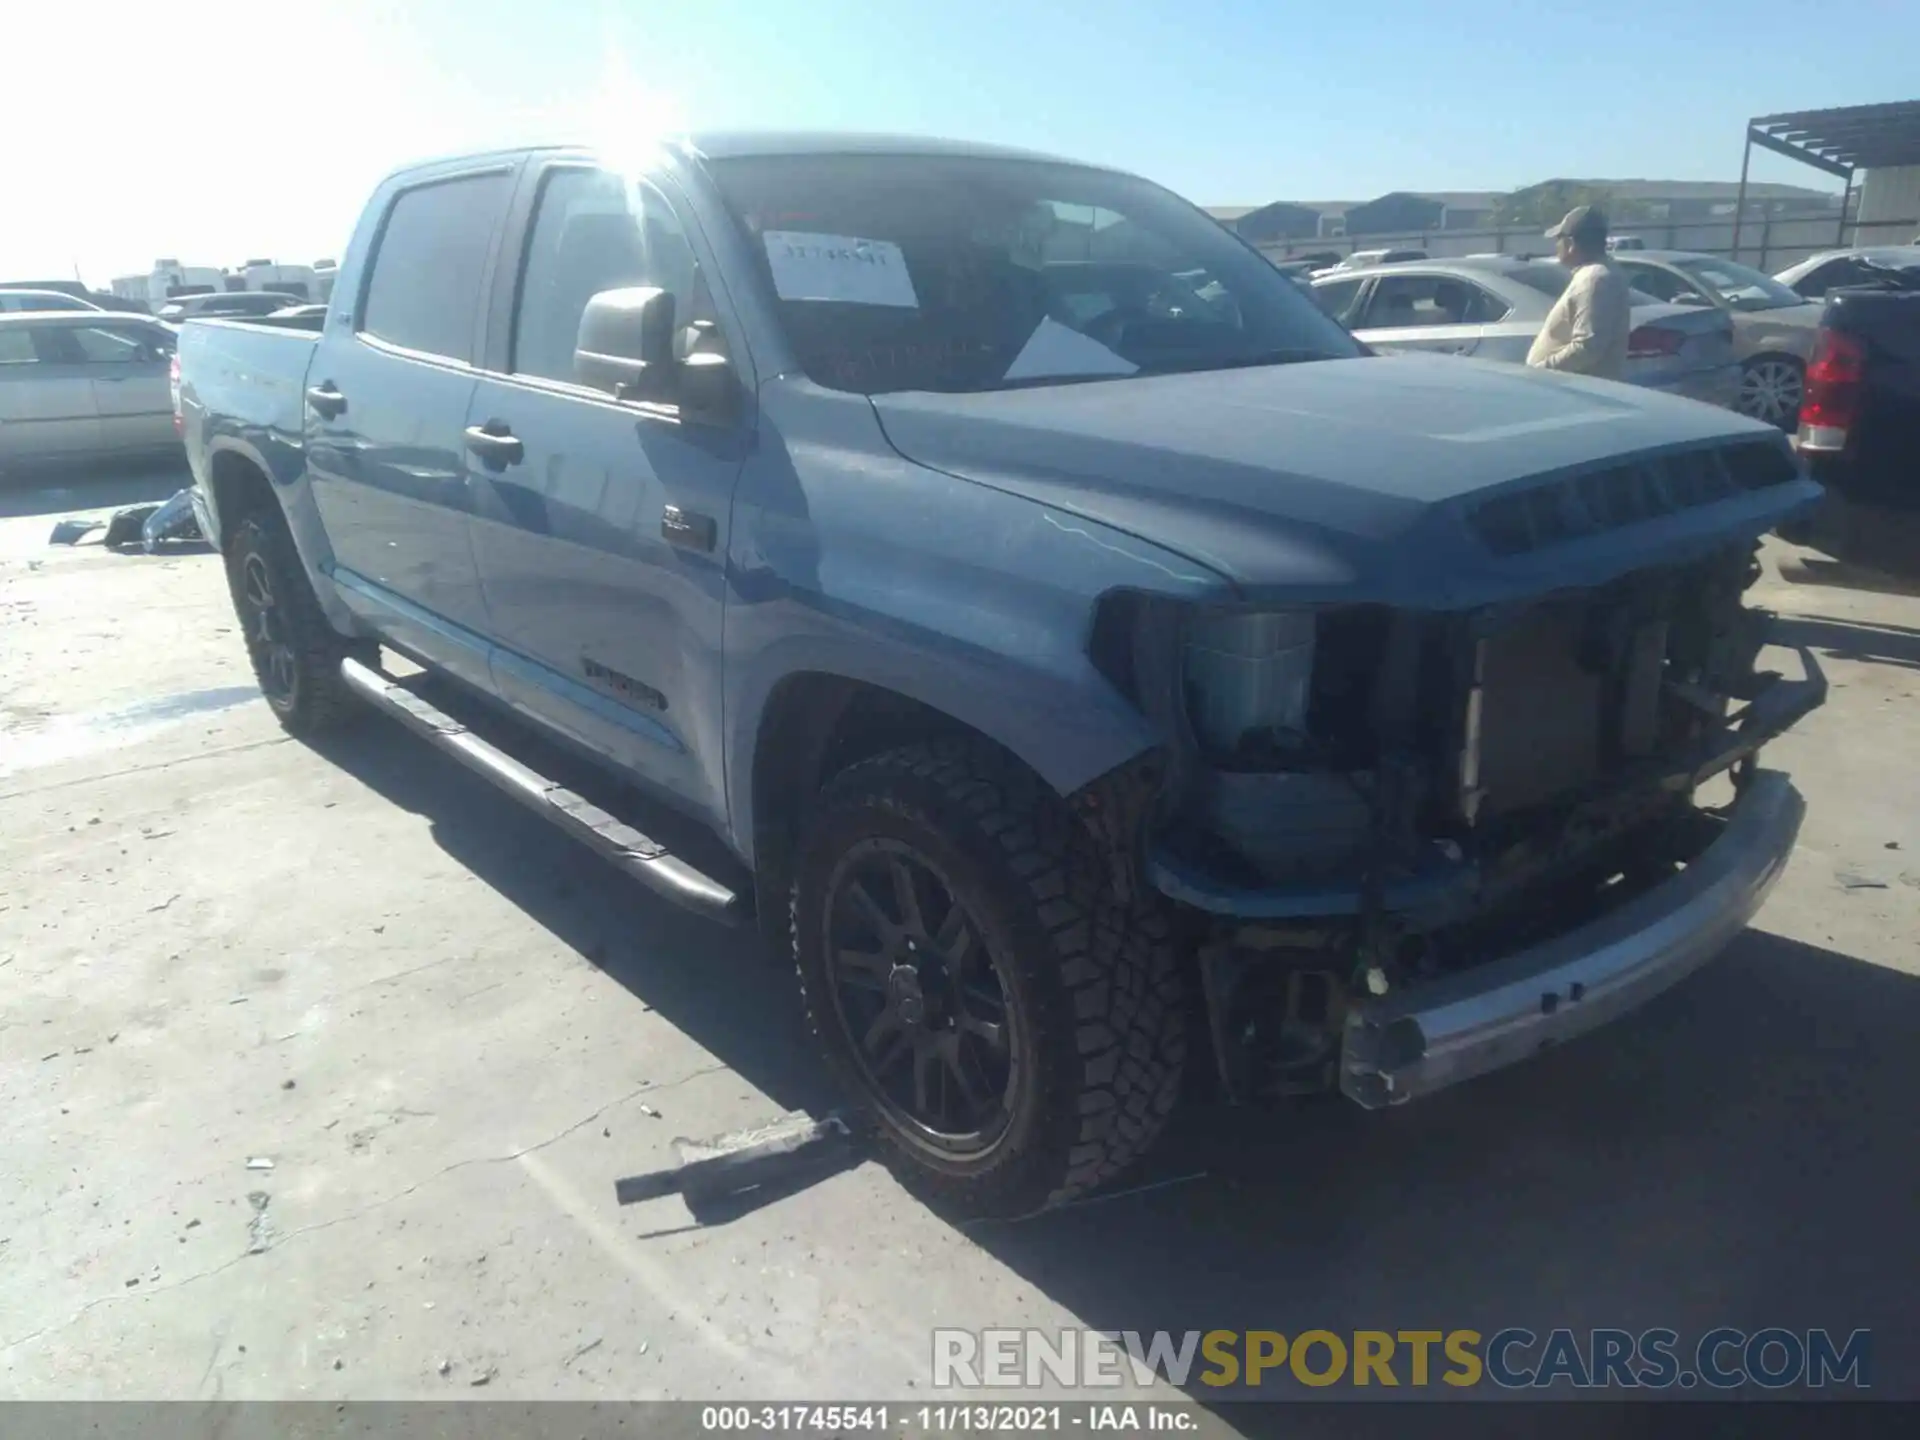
[1525,261,1631,379]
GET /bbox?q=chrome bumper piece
[1340,769,1805,1108]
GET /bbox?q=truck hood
[869,354,1807,604]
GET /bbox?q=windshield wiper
[1141,347,1339,375]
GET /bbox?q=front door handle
[306,383,347,418]
[463,422,524,467]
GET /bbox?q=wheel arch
[741,666,1156,947]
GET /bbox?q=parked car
[1605,236,1647,253]
[1608,251,1827,428]
[0,288,103,314]
[1313,247,1428,278]
[178,134,1822,1218]
[1781,278,1920,575]
[1774,246,1920,301]
[0,312,180,471]
[156,291,303,323]
[1311,257,1739,406]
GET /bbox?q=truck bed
[177,318,320,470]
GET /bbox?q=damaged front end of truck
[1080,433,1826,1109]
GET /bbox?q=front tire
[1736,356,1804,430]
[792,740,1186,1218]
[224,512,367,736]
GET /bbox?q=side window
[1461,283,1510,323]
[1621,263,1683,302]
[511,168,700,387]
[1312,278,1364,322]
[1358,274,1477,329]
[0,330,38,364]
[69,326,162,363]
[361,171,515,361]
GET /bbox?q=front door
[1350,272,1489,356]
[65,321,176,451]
[462,163,748,824]
[0,325,100,462]
[305,165,517,687]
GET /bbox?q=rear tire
[791,739,1186,1218]
[1736,356,1804,430]
[224,512,368,736]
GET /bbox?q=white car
[0,312,180,470]
[1774,245,1920,301]
[1311,256,1739,408]
[0,288,104,314]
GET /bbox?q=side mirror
[575,286,675,399]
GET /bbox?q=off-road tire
[792,738,1186,1218]
[224,512,368,736]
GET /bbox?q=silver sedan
[1310,257,1739,408]
[0,312,181,473]
[1609,251,1827,428]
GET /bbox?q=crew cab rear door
[304,162,518,692]
[459,159,752,826]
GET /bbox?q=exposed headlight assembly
[1182,609,1316,759]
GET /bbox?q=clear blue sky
[8,0,1917,283]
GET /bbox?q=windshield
[1676,257,1804,312]
[706,153,1363,395]
[1503,262,1664,307]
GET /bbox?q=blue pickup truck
[178,134,1825,1217]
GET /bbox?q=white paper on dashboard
[1003,317,1139,381]
[762,231,919,307]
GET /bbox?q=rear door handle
[463,423,524,467]
[306,384,347,418]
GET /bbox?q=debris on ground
[48,518,104,546]
[141,490,203,552]
[468,1367,497,1387]
[246,1192,274,1255]
[437,1359,451,1376]
[246,1157,275,1171]
[101,504,162,550]
[1839,872,1889,890]
[613,1111,863,1215]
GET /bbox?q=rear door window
[360,171,515,362]
[0,330,39,364]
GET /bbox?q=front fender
[722,380,1229,861]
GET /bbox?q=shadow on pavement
[965,928,1920,1415]
[0,456,192,521]
[304,700,835,1127]
[306,699,1916,1414]
[1773,613,1920,672]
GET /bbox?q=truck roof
[385,132,1112,185]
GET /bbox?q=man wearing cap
[1525,205,1632,380]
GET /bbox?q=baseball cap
[1545,205,1608,242]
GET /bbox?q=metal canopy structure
[1736,100,1920,250]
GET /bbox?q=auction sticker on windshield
[763,231,919,307]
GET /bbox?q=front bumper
[1339,768,1804,1108]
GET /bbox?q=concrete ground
[3,462,1917,1412]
